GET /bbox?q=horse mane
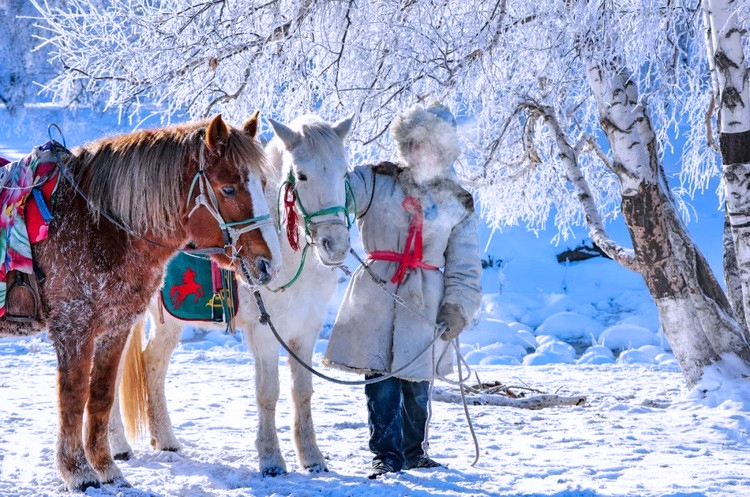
[69,119,269,237]
[266,115,347,176]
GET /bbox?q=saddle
[0,141,66,322]
[160,251,239,330]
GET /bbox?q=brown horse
[0,113,281,491]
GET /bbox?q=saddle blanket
[0,141,64,318]
[160,251,239,323]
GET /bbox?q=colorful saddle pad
[0,141,64,318]
[160,251,239,323]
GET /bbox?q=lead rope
[253,289,445,386]
[350,248,481,466]
[424,328,437,460]
[421,334,479,466]
[454,339,480,466]
[252,247,482,465]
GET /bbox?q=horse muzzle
[240,256,275,286]
[311,221,350,266]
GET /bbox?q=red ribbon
[211,261,223,294]
[368,196,438,284]
[284,183,301,251]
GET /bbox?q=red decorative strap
[211,261,223,293]
[368,196,438,284]
[284,183,301,251]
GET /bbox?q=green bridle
[272,169,355,291]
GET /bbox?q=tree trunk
[722,211,747,330]
[587,62,750,388]
[704,0,750,338]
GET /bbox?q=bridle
[278,169,355,235]
[185,145,272,263]
[271,169,355,291]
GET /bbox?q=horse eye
[221,185,237,196]
[296,172,308,181]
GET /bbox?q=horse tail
[120,317,149,442]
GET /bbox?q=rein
[253,286,448,386]
[271,170,355,292]
[47,127,269,260]
[253,250,482,464]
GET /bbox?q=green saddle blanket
[161,252,238,323]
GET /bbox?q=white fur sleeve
[441,212,483,322]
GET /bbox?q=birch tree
[703,0,750,334]
[30,0,750,387]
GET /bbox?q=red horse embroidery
[170,268,204,309]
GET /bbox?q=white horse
[109,114,353,476]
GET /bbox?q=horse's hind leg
[141,311,183,451]
[109,375,133,460]
[247,327,286,476]
[288,331,327,472]
[85,326,132,486]
[109,325,138,460]
[50,325,101,491]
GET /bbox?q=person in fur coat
[323,103,482,478]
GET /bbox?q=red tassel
[284,183,301,251]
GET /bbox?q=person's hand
[437,303,466,341]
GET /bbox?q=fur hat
[391,103,460,174]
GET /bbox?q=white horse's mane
[267,114,348,177]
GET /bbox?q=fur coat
[323,162,482,381]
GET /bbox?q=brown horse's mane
[68,118,269,237]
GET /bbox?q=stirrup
[6,272,40,322]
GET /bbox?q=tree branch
[528,101,638,271]
[432,386,586,409]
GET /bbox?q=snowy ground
[1,338,749,497]
[1,107,749,496]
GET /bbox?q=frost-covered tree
[31,0,750,387]
[703,0,750,335]
[0,0,55,113]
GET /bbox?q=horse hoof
[151,437,180,452]
[73,479,101,492]
[110,476,133,488]
[113,450,133,461]
[261,466,287,477]
[305,463,329,473]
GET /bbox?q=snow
[1,108,749,496]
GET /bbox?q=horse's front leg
[288,333,327,473]
[50,321,101,491]
[85,325,132,487]
[248,328,286,476]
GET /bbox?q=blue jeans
[365,375,429,470]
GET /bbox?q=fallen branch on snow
[431,387,586,409]
[431,373,588,409]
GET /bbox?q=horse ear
[243,110,260,138]
[268,117,301,150]
[206,114,229,155]
[332,114,354,141]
